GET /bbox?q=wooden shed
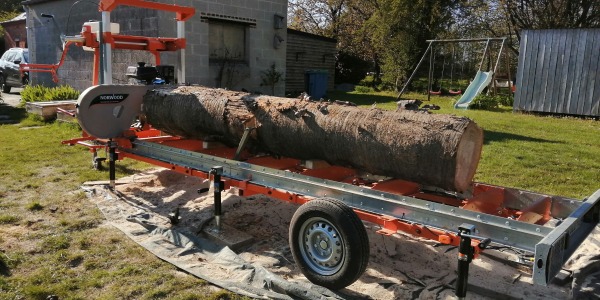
[286,29,336,96]
[514,29,600,117]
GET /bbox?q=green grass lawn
[0,92,598,299]
[0,104,246,300]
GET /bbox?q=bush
[20,85,80,106]
[469,94,514,110]
[358,75,375,87]
[45,85,80,101]
[20,85,49,104]
[335,52,372,84]
[498,94,514,107]
[354,85,374,93]
[469,94,498,110]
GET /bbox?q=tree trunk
[142,86,483,193]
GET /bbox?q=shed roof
[0,12,27,24]
[22,0,59,5]
[287,28,337,43]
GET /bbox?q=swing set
[428,46,462,96]
[398,38,511,104]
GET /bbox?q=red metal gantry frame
[20,0,195,85]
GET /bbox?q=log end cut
[454,122,484,192]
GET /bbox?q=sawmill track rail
[121,138,600,286]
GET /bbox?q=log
[142,86,483,192]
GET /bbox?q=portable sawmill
[65,84,600,298]
[54,0,599,298]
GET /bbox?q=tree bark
[142,86,483,193]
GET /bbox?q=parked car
[0,48,29,93]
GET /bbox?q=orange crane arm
[99,0,195,21]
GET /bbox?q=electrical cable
[64,0,101,37]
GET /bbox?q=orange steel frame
[65,126,554,256]
[20,41,77,83]
[114,140,469,249]
[20,0,194,84]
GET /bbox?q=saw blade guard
[76,85,152,139]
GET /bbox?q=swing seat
[429,90,442,95]
[449,89,462,95]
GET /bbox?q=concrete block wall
[158,0,287,96]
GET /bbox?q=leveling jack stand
[198,166,254,250]
[108,139,117,190]
[209,166,224,231]
[455,223,491,300]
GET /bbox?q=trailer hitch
[455,223,491,300]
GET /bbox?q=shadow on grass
[87,162,148,175]
[114,162,152,177]
[470,107,514,113]
[0,258,10,276]
[0,103,27,123]
[484,130,563,145]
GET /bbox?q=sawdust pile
[109,168,599,299]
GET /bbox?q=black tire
[289,198,369,290]
[1,75,10,93]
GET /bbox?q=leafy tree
[288,0,348,38]
[0,0,23,14]
[454,0,600,55]
[289,0,458,90]
[0,11,21,25]
[363,0,459,90]
[1,10,22,54]
[502,0,600,39]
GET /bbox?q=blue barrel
[305,70,328,99]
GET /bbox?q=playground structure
[20,0,194,86]
[397,38,513,108]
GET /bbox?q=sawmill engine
[126,62,174,85]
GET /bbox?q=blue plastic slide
[454,71,493,109]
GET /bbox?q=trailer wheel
[289,198,369,290]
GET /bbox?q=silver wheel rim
[298,217,344,275]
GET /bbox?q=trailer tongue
[67,84,600,297]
